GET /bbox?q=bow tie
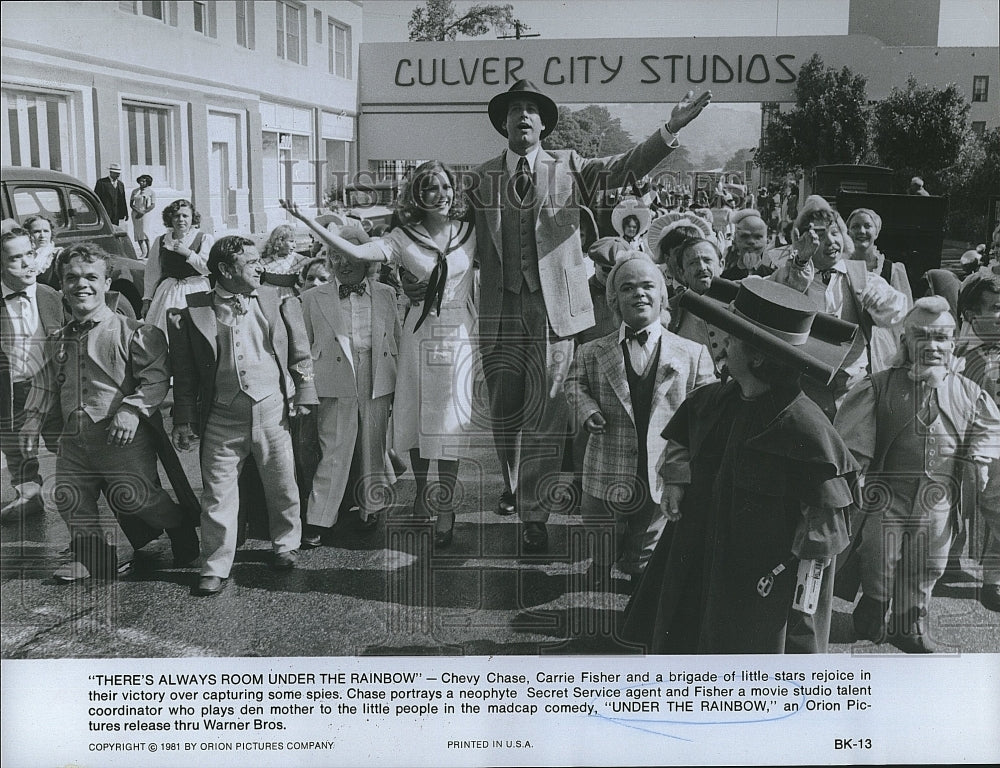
[217,293,250,315]
[339,282,367,300]
[624,326,649,346]
[820,268,839,285]
[2,290,28,302]
[69,318,97,334]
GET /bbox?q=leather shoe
[272,550,298,570]
[53,560,91,582]
[356,512,380,533]
[0,493,44,522]
[194,575,226,596]
[496,490,516,516]
[521,522,548,554]
[167,525,200,567]
[980,584,1000,612]
[888,610,938,654]
[852,594,889,643]
[301,525,324,549]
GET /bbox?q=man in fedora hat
[473,78,711,553]
[623,278,860,653]
[95,162,128,225]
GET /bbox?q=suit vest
[872,368,960,482]
[624,339,661,488]
[213,299,282,406]
[500,168,541,294]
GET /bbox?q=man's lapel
[483,154,504,258]
[651,334,679,412]
[188,303,218,358]
[320,281,355,371]
[597,333,633,423]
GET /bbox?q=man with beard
[835,298,1000,652]
[720,210,773,280]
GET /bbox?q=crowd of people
[2,79,998,655]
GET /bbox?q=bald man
[721,210,771,280]
[835,298,1000,652]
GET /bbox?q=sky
[360,0,999,46]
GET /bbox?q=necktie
[624,326,649,346]
[917,387,940,425]
[820,268,837,285]
[514,156,533,203]
[339,282,367,300]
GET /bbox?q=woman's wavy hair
[396,160,469,225]
[161,199,201,229]
[261,224,296,261]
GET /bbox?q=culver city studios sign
[359,35,985,105]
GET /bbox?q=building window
[328,19,352,78]
[120,0,178,25]
[123,102,173,187]
[1,87,74,174]
[276,1,306,64]
[235,0,255,49]
[972,76,989,102]
[193,1,216,37]
[314,9,323,42]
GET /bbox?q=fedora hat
[679,277,859,384]
[108,162,121,172]
[488,80,558,140]
[611,197,651,238]
[646,212,713,256]
[587,236,633,270]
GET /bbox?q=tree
[756,54,869,176]
[543,105,634,156]
[871,76,970,188]
[938,126,1000,241]
[408,0,522,41]
[724,147,754,174]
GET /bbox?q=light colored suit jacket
[474,131,676,347]
[300,278,399,400]
[566,326,715,504]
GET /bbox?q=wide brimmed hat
[611,197,651,238]
[136,174,153,186]
[646,212,713,256]
[679,277,859,384]
[488,80,558,140]
[108,162,121,172]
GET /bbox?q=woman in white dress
[142,199,213,333]
[282,160,476,547]
[129,174,156,258]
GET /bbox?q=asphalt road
[1,405,997,659]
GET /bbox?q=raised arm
[280,200,386,263]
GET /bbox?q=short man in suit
[19,243,198,581]
[474,79,711,553]
[566,255,715,582]
[299,243,399,547]
[94,162,128,225]
[168,236,317,596]
[1,228,62,519]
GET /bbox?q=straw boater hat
[611,197,652,238]
[679,277,859,384]
[646,211,713,255]
[487,80,559,140]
